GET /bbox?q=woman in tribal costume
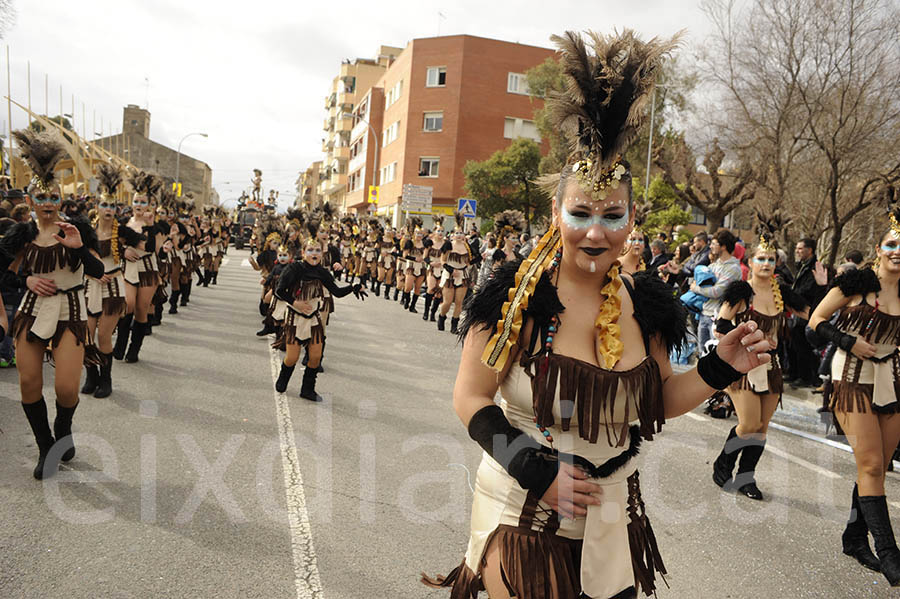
[490,210,526,270]
[402,217,428,313]
[1,130,105,479]
[423,216,446,322]
[809,203,900,586]
[437,213,474,334]
[424,30,771,599]
[377,227,398,300]
[711,213,809,501]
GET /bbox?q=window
[503,117,541,142]
[426,66,446,87]
[380,161,397,184]
[131,119,138,126]
[386,80,403,108]
[382,121,399,147]
[423,111,443,132]
[349,169,365,192]
[349,137,366,160]
[418,157,439,178]
[689,205,707,226]
[507,72,529,95]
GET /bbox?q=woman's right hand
[124,247,140,262]
[27,275,57,297]
[851,337,877,359]
[539,462,603,519]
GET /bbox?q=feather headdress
[97,163,123,199]
[321,202,335,222]
[754,208,791,252]
[548,29,680,200]
[12,129,66,195]
[128,170,152,200]
[492,209,526,240]
[452,211,465,232]
[405,215,423,235]
[432,213,445,231]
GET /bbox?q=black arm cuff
[78,247,105,279]
[715,318,736,335]
[815,320,857,352]
[467,405,558,496]
[697,348,743,390]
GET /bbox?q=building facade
[343,35,554,225]
[296,161,323,209]
[344,88,385,211]
[317,47,402,212]
[94,105,213,205]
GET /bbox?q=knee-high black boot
[22,398,56,480]
[81,363,99,395]
[843,484,881,571]
[409,294,419,314]
[430,297,440,322]
[422,293,433,320]
[125,320,148,363]
[212,271,218,285]
[113,314,133,360]
[169,290,181,314]
[712,426,740,488]
[374,280,381,295]
[384,284,391,300]
[202,269,211,287]
[275,362,295,393]
[94,352,113,399]
[181,281,191,305]
[393,286,399,301]
[401,291,410,309]
[734,435,766,500]
[437,314,446,331]
[450,317,459,334]
[858,496,900,586]
[53,401,78,462]
[299,367,323,402]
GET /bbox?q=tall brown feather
[12,129,66,190]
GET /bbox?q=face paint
[753,257,776,265]
[561,204,630,232]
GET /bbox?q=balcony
[334,145,350,160]
[335,116,353,133]
[323,117,334,132]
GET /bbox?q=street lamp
[342,112,379,211]
[174,132,208,186]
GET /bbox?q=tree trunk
[826,226,842,269]
[705,209,726,234]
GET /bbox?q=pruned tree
[654,136,756,233]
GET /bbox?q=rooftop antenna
[437,11,446,36]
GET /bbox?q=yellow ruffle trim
[594,263,624,369]
[772,276,784,313]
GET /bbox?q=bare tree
[698,0,900,265]
[655,136,756,233]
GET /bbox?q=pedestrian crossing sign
[457,198,477,218]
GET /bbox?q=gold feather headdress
[480,29,678,373]
[12,129,66,196]
[889,202,900,240]
[754,208,791,253]
[97,163,122,201]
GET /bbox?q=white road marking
[685,412,706,422]
[268,345,324,598]
[766,444,842,480]
[768,422,852,453]
[220,257,230,267]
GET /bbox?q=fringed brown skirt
[830,381,900,415]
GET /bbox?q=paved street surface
[2,249,900,598]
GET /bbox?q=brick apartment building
[313,35,554,225]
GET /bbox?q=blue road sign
[457,198,477,218]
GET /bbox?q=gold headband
[758,234,777,253]
[891,213,900,238]
[572,156,627,201]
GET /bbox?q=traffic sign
[457,198,477,218]
[401,183,433,212]
[368,185,379,204]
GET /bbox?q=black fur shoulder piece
[0,221,38,258]
[723,280,753,308]
[423,238,433,248]
[780,285,809,313]
[67,216,99,252]
[630,270,688,354]
[459,259,564,344]
[440,240,452,252]
[832,267,880,298]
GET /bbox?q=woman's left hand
[813,261,828,286]
[715,320,772,373]
[53,222,83,249]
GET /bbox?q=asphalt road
[1,248,899,598]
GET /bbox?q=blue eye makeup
[561,204,630,231]
[881,243,900,252]
[753,257,776,265]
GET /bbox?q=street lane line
[685,412,706,422]
[220,257,230,267]
[241,258,251,267]
[268,346,324,598]
[768,422,852,453]
[766,444,842,480]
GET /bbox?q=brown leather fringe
[138,270,158,287]
[527,353,664,447]
[735,309,784,339]
[23,243,80,274]
[103,296,126,316]
[421,560,482,599]
[271,329,286,352]
[836,303,900,345]
[152,285,167,303]
[298,279,324,301]
[83,343,103,367]
[830,381,874,414]
[422,526,583,599]
[12,313,89,348]
[626,471,667,596]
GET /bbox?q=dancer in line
[809,205,900,585]
[2,130,105,479]
[424,30,771,599]
[437,213,474,334]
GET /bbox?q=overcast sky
[2,0,710,209]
